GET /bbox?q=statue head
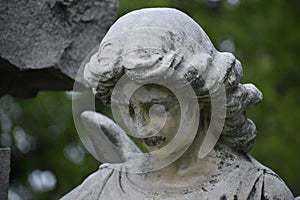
[84,8,262,156]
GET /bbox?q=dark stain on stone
[247,176,261,200]
[209,179,218,184]
[118,170,125,194]
[168,31,176,51]
[220,195,227,200]
[102,42,113,49]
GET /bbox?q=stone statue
[61,8,296,199]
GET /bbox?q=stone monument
[0,0,118,98]
[0,148,10,200]
[61,8,296,199]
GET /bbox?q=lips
[143,135,166,146]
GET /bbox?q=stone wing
[81,111,141,163]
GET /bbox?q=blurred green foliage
[0,0,299,199]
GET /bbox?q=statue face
[129,84,181,152]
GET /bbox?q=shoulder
[249,156,294,200]
[60,165,115,200]
[262,170,294,200]
[217,147,295,199]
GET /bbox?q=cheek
[163,106,181,135]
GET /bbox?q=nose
[133,103,167,137]
[147,104,168,135]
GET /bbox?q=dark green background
[1,0,299,199]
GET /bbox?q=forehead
[130,84,177,103]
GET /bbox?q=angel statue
[61,8,296,200]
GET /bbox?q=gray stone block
[0,0,118,98]
[0,148,10,200]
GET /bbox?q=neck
[126,127,220,189]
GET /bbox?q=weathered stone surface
[0,148,10,200]
[62,145,295,200]
[80,111,141,163]
[61,8,296,199]
[0,0,118,97]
